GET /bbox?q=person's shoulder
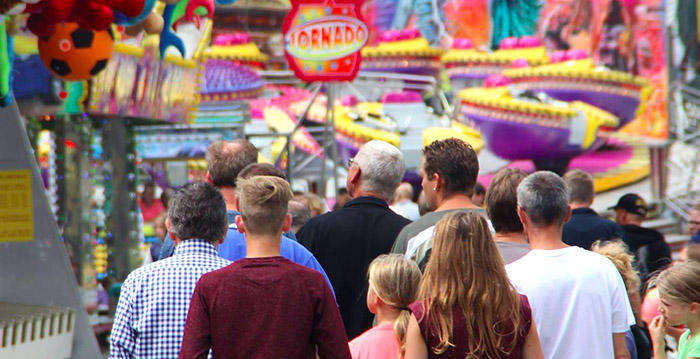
[283,260,328,285]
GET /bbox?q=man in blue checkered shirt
[110,182,231,358]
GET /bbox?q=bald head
[206,140,258,188]
[394,182,414,201]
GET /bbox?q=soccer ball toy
[38,22,114,81]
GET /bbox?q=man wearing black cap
[612,193,671,283]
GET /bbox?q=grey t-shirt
[496,241,531,265]
[391,207,487,254]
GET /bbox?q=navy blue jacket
[562,208,627,250]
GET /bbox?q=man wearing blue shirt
[159,140,333,293]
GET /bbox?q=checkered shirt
[110,240,231,359]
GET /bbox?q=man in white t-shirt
[506,171,634,359]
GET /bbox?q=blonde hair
[368,254,422,356]
[237,176,293,235]
[654,261,700,305]
[419,211,522,358]
[591,239,641,294]
[294,193,326,216]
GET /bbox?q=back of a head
[368,254,421,355]
[237,176,293,236]
[517,171,570,228]
[167,182,227,243]
[354,140,405,199]
[288,200,312,230]
[206,139,258,188]
[486,168,526,234]
[591,239,641,293]
[563,169,595,205]
[654,261,700,305]
[473,182,486,196]
[422,138,479,196]
[683,244,700,263]
[238,163,286,181]
[394,182,414,201]
[420,211,521,357]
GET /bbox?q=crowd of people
[109,137,700,359]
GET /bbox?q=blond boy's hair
[237,176,293,235]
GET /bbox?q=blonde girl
[404,211,543,359]
[350,254,422,359]
[650,262,700,359]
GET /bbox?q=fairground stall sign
[283,0,368,82]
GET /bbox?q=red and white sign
[283,0,368,82]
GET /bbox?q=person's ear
[349,165,361,185]
[517,206,528,230]
[563,205,572,224]
[689,302,700,314]
[432,172,441,192]
[234,195,240,211]
[235,215,245,234]
[165,217,172,232]
[282,213,292,233]
[205,171,212,185]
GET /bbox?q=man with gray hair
[505,171,634,359]
[111,182,231,358]
[297,140,411,340]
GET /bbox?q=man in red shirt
[179,176,350,359]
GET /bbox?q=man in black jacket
[562,169,626,249]
[297,140,411,340]
[611,193,671,283]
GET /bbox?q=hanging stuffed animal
[25,0,145,37]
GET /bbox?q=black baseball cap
[609,193,648,217]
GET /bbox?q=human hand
[649,315,667,357]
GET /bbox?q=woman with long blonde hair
[404,211,543,359]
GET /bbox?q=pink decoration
[452,37,473,49]
[499,37,519,50]
[380,30,401,43]
[484,74,510,88]
[400,28,421,40]
[550,50,567,63]
[341,95,358,107]
[403,91,422,102]
[511,58,529,68]
[566,49,589,60]
[518,36,542,48]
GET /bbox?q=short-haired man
[485,168,529,264]
[611,193,671,283]
[506,171,634,359]
[180,176,350,359]
[288,200,311,234]
[562,169,626,249]
[111,182,231,358]
[390,182,420,221]
[218,162,334,292]
[687,204,700,244]
[297,140,411,339]
[392,138,485,268]
[158,141,332,291]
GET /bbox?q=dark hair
[206,140,258,188]
[143,180,156,189]
[486,168,526,233]
[422,138,479,196]
[167,182,228,243]
[238,163,286,181]
[474,182,486,196]
[563,169,595,204]
[338,188,348,195]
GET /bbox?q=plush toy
[26,0,144,37]
[38,22,115,81]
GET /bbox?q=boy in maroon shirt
[180,176,350,359]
